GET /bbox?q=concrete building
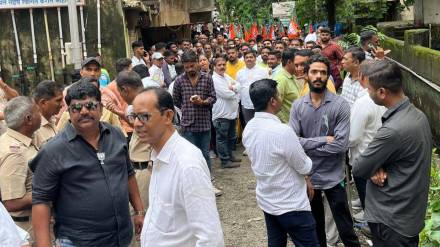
[0,0,214,92]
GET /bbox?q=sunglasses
[127,112,153,124]
[127,108,171,124]
[69,101,100,113]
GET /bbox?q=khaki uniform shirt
[56,108,125,136]
[129,132,151,162]
[0,129,38,217]
[33,116,57,148]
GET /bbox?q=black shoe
[229,156,242,163]
[221,161,240,168]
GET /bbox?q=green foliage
[336,25,385,50]
[420,149,440,246]
[216,0,272,25]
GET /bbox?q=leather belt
[12,216,30,222]
[132,161,153,170]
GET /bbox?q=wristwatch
[134,210,146,216]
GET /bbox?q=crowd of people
[0,25,433,247]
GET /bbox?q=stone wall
[382,33,440,145]
[0,0,127,94]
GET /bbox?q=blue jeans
[55,238,77,247]
[181,130,212,171]
[263,211,320,247]
[213,118,237,164]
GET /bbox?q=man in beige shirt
[117,71,152,247]
[0,96,41,243]
[33,80,64,148]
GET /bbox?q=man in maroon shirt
[319,27,344,90]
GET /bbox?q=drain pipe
[11,10,26,94]
[57,7,66,68]
[44,8,55,80]
[29,9,38,65]
[97,0,102,56]
[80,5,87,59]
[11,10,22,73]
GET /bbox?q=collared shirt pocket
[152,201,176,233]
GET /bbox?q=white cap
[152,52,164,60]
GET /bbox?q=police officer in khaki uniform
[116,70,152,247]
[0,96,41,242]
[33,80,64,148]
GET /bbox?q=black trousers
[263,211,319,247]
[353,176,367,209]
[369,222,419,247]
[310,183,361,247]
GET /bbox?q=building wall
[414,0,440,25]
[422,0,440,24]
[150,0,189,27]
[0,0,127,94]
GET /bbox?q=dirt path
[213,145,371,247]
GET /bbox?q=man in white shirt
[340,47,365,107]
[349,60,386,209]
[0,202,30,247]
[236,50,269,123]
[212,56,241,169]
[243,79,319,247]
[149,52,165,87]
[134,87,224,247]
[131,41,148,67]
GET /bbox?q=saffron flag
[268,25,275,40]
[244,27,250,42]
[261,25,267,40]
[250,23,259,40]
[288,18,300,39]
[229,23,236,39]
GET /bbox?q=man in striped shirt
[243,79,319,247]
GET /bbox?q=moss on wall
[382,34,440,145]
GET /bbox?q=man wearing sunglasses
[31,81,145,247]
[56,77,123,133]
[132,87,224,247]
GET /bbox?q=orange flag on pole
[250,23,259,40]
[288,18,300,39]
[261,25,267,40]
[229,23,236,39]
[268,25,275,40]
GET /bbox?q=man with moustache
[225,46,245,80]
[134,88,224,247]
[237,50,269,123]
[33,80,64,148]
[173,51,216,172]
[319,28,344,90]
[289,55,360,247]
[31,81,144,247]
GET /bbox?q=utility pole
[68,0,82,69]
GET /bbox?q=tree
[216,0,272,25]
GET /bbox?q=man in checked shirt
[172,50,216,172]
